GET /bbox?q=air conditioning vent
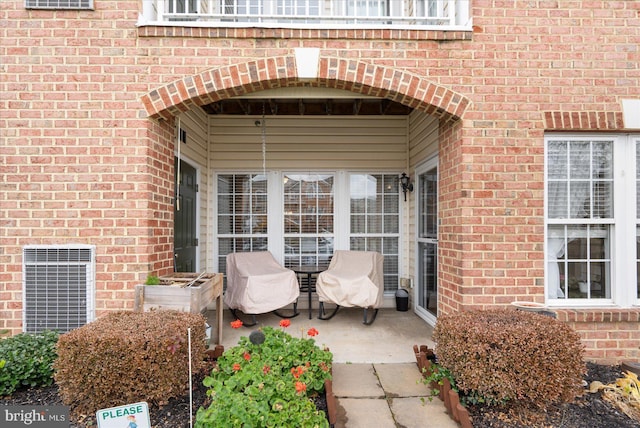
[23,245,95,333]
[25,0,93,10]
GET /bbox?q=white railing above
[138,0,471,30]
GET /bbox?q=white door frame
[414,156,438,325]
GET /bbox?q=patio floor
[205,308,456,428]
[207,307,437,364]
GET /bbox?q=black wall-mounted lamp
[400,172,413,201]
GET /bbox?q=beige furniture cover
[316,250,384,308]
[224,251,300,314]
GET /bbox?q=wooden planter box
[135,273,222,314]
[135,273,224,345]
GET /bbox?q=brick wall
[1,0,639,362]
[556,309,640,364]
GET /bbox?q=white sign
[96,402,151,428]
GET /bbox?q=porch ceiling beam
[269,100,278,115]
[325,100,332,115]
[353,99,362,115]
[380,99,391,115]
[235,99,249,115]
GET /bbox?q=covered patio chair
[224,251,300,326]
[316,250,384,325]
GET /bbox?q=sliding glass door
[415,158,438,321]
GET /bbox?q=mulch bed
[466,363,640,428]
[1,364,330,428]
[1,362,637,427]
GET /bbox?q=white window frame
[348,172,401,292]
[282,171,337,268]
[545,133,639,308]
[635,136,640,305]
[25,0,93,9]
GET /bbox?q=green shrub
[54,310,207,415]
[144,275,160,285]
[0,330,59,396]
[433,309,586,410]
[196,324,332,427]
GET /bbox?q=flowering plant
[195,323,333,427]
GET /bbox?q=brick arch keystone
[140,55,469,121]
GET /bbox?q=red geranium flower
[295,381,307,394]
[263,365,271,375]
[243,352,251,361]
[307,327,319,337]
[232,363,241,371]
[279,319,291,328]
[290,366,306,379]
[230,319,243,329]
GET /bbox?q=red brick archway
[140,55,470,121]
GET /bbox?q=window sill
[554,308,640,323]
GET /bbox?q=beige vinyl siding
[407,110,439,283]
[177,108,210,271]
[408,112,439,167]
[209,116,409,170]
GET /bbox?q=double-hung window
[545,134,640,306]
[349,173,400,292]
[217,174,268,274]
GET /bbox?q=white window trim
[545,133,639,308]
[25,0,94,10]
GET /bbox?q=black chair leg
[273,301,300,319]
[318,302,340,320]
[362,308,379,325]
[229,309,258,327]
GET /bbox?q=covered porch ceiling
[202,98,413,116]
[200,87,414,116]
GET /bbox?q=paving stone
[334,398,396,428]
[332,363,384,398]
[390,397,459,428]
[374,363,432,397]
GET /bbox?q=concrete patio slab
[210,307,436,364]
[332,363,384,398]
[334,398,396,428]
[374,363,431,397]
[390,396,459,428]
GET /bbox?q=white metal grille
[141,0,470,28]
[25,0,94,9]
[23,245,95,333]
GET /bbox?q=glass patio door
[415,158,438,321]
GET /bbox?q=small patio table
[291,265,325,319]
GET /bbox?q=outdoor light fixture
[400,172,413,201]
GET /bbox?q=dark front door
[174,158,197,272]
